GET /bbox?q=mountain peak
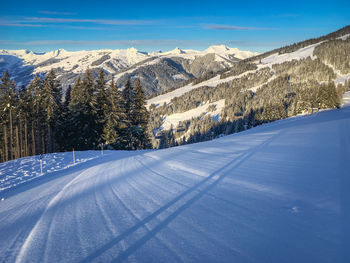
[173,47,185,54]
[205,45,231,54]
[126,47,138,53]
[163,47,185,55]
[51,48,67,56]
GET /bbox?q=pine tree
[17,85,28,157]
[67,69,99,150]
[56,85,72,151]
[68,76,89,149]
[121,79,134,149]
[102,79,127,148]
[318,82,341,109]
[0,70,16,161]
[24,77,39,156]
[246,109,256,129]
[31,75,47,154]
[41,72,61,152]
[132,79,150,149]
[95,69,108,142]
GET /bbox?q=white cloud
[204,24,273,31]
[38,11,77,16]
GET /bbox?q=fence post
[40,154,43,176]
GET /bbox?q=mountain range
[0,45,258,97]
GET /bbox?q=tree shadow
[79,130,283,262]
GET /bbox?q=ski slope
[1,105,349,262]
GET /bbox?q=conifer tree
[102,79,127,148]
[132,79,150,149]
[56,85,72,151]
[68,76,89,149]
[121,79,134,149]
[66,69,99,149]
[246,109,256,129]
[82,69,99,148]
[24,77,39,156]
[41,72,61,152]
[31,75,47,154]
[0,70,16,161]
[95,69,108,141]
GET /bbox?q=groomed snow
[0,98,349,262]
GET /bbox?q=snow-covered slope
[1,103,349,262]
[260,42,319,65]
[147,68,258,107]
[161,99,225,130]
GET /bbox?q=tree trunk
[15,125,20,159]
[47,124,51,153]
[9,109,13,160]
[19,121,23,158]
[41,133,45,154]
[4,125,8,162]
[24,120,28,157]
[31,121,36,156]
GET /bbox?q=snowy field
[0,103,349,262]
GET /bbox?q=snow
[342,91,350,107]
[0,151,108,192]
[148,36,349,109]
[334,73,350,85]
[161,99,225,130]
[152,45,258,61]
[261,42,321,66]
[338,33,350,40]
[1,98,349,262]
[147,69,258,107]
[0,48,150,75]
[171,73,188,81]
[246,73,277,93]
[0,45,257,80]
[204,45,258,60]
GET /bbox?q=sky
[0,0,349,53]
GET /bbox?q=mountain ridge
[0,45,258,96]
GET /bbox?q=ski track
[1,104,349,262]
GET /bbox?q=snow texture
[0,94,349,263]
[0,151,108,192]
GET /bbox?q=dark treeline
[0,68,150,163]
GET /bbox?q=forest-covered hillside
[148,26,350,148]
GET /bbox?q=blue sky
[0,0,349,53]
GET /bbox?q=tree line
[0,68,150,163]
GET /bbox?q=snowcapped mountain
[0,45,258,96]
[1,99,349,262]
